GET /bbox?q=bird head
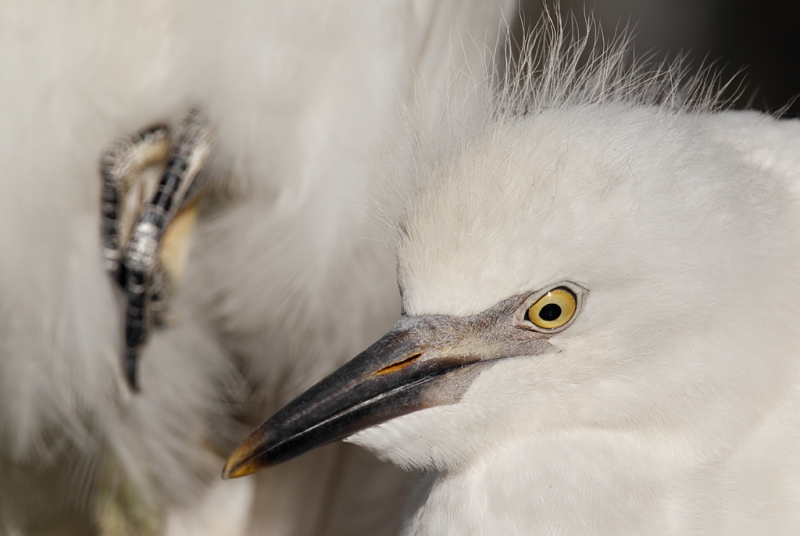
[224,103,800,478]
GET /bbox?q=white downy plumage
[357,21,800,535]
[222,15,800,536]
[0,1,512,535]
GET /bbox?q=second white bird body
[0,1,513,533]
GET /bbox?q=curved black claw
[124,347,140,392]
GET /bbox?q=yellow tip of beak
[221,443,263,480]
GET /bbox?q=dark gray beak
[222,295,547,479]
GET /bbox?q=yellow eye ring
[526,287,577,330]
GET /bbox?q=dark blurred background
[517,0,800,116]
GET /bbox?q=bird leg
[100,124,170,282]
[100,107,213,391]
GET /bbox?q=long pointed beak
[222,293,548,479]
[222,315,484,479]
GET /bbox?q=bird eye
[525,287,577,330]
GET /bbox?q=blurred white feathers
[0,1,512,534]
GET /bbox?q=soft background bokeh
[518,0,800,116]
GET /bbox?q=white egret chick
[224,20,800,535]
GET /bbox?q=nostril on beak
[376,353,422,376]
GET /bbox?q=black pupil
[539,303,562,322]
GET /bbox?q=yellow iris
[527,287,577,330]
